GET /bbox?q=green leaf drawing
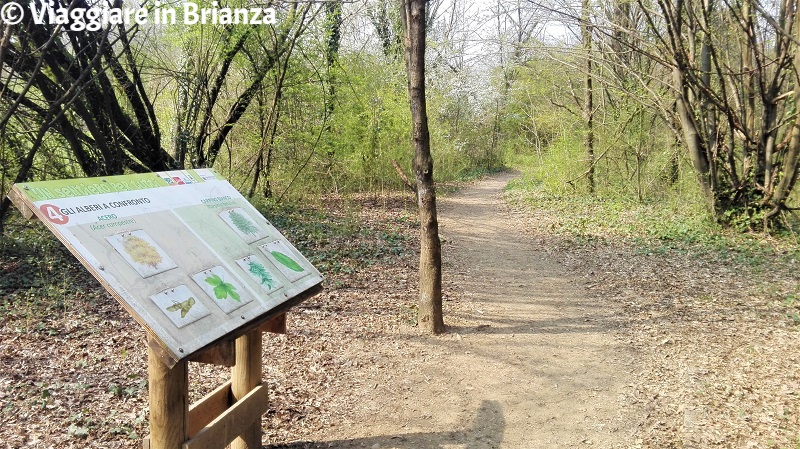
[166,297,195,318]
[248,261,275,288]
[122,234,162,268]
[229,210,259,235]
[271,251,304,272]
[205,274,223,287]
[205,274,241,302]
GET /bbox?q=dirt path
[435,172,638,447]
[296,172,640,448]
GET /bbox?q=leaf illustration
[248,261,275,288]
[206,275,241,302]
[212,284,228,299]
[228,210,259,235]
[166,297,195,318]
[204,274,223,287]
[271,251,304,272]
[228,287,240,302]
[122,235,162,268]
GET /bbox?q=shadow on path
[264,400,505,449]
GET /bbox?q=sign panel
[9,169,323,362]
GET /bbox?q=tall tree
[0,0,178,229]
[186,4,313,168]
[368,0,403,59]
[639,0,800,229]
[582,0,595,193]
[0,2,176,177]
[401,0,445,333]
[325,0,343,117]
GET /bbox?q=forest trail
[309,172,640,448]
[436,171,639,447]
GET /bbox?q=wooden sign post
[144,313,292,449]
[147,343,188,449]
[231,329,263,449]
[8,169,323,448]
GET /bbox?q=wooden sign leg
[148,344,188,449]
[230,329,263,449]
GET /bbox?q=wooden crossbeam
[183,384,268,449]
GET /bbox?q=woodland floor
[1,172,800,448]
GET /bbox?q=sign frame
[8,169,323,367]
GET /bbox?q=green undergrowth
[248,197,415,279]
[436,165,508,195]
[505,174,800,269]
[0,213,107,323]
[454,165,508,182]
[1,216,86,295]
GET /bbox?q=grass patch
[505,172,800,269]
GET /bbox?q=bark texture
[582,0,595,193]
[402,0,445,334]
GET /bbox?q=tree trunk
[768,2,800,218]
[325,0,343,119]
[402,0,445,334]
[582,0,595,193]
[741,0,757,180]
[673,64,715,214]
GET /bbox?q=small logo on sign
[40,204,69,225]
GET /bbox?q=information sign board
[9,169,323,363]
